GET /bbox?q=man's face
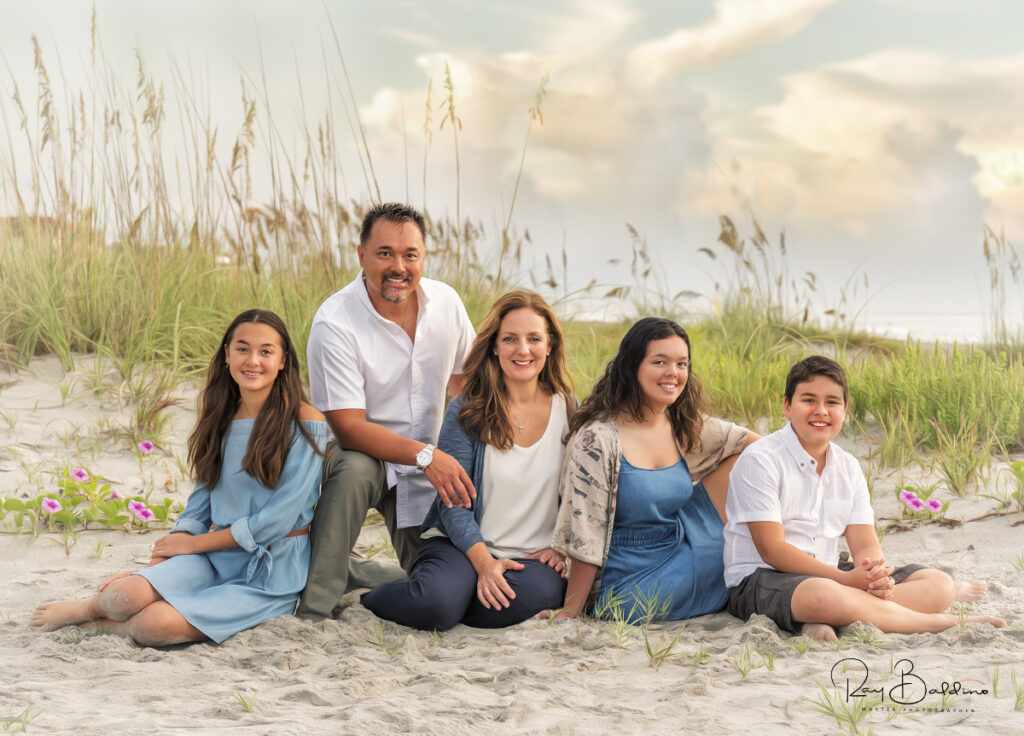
[357,219,425,304]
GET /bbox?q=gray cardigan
[419,396,490,554]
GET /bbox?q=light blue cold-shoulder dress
[136,419,326,643]
[595,456,728,624]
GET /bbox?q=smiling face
[636,335,689,414]
[357,219,425,306]
[495,308,550,388]
[783,374,847,456]
[224,321,286,401]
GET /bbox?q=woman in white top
[361,291,574,629]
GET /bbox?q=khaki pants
[296,444,422,621]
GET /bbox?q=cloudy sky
[3,0,1023,338]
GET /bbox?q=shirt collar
[781,422,832,474]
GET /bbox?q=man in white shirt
[297,203,476,621]
[723,356,1001,641]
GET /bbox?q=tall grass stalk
[497,73,548,292]
[440,63,462,271]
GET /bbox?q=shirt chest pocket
[820,497,854,538]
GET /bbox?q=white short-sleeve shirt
[307,273,475,528]
[722,423,875,588]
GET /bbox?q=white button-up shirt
[723,423,874,587]
[307,274,475,527]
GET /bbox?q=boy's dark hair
[360,202,426,244]
[784,355,849,404]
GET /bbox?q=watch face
[417,446,433,468]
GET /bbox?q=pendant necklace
[510,397,536,433]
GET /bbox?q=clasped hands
[849,556,896,599]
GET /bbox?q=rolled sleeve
[171,484,213,536]
[229,516,259,553]
[172,517,211,536]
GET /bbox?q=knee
[321,450,384,499]
[127,604,199,647]
[513,563,567,609]
[413,595,464,631]
[364,583,465,632]
[905,568,955,611]
[794,579,855,623]
[97,577,152,621]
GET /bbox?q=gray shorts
[726,561,925,634]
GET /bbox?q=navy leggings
[360,537,567,631]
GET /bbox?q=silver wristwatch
[415,444,435,470]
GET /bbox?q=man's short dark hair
[360,202,426,245]
[784,355,849,404]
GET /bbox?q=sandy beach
[2,355,1022,735]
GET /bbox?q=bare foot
[800,622,838,642]
[28,600,97,632]
[965,615,1006,628]
[955,581,986,603]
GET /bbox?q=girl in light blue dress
[30,309,326,645]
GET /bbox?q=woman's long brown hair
[458,291,575,450]
[187,309,322,489]
[569,317,706,452]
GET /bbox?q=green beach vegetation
[2,25,1024,530]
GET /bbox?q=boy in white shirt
[723,356,1004,641]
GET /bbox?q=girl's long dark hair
[569,317,707,452]
[187,309,321,489]
[458,291,575,450]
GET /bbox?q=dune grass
[1,25,1023,501]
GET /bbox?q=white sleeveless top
[479,396,569,558]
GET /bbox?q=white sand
[2,355,1022,735]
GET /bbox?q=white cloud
[746,49,1024,240]
[626,0,837,88]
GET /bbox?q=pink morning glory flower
[70,468,89,483]
[137,440,154,454]
[128,501,154,521]
[42,498,63,513]
[908,497,926,512]
[898,489,918,503]
[105,489,124,501]
[925,498,943,513]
